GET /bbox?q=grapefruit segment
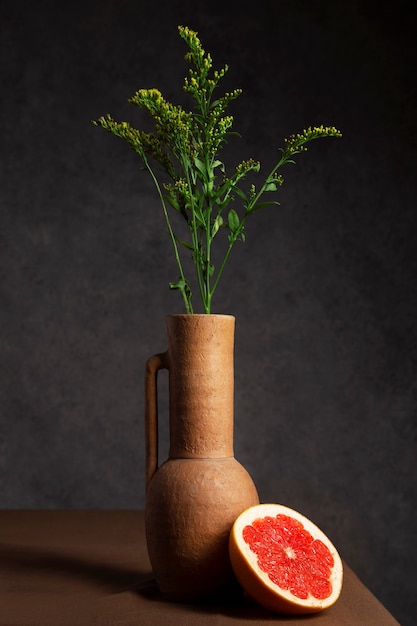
[229,503,343,614]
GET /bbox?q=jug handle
[145,351,169,488]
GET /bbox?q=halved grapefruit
[229,503,343,614]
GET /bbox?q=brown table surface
[0,510,399,626]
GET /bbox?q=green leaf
[264,181,277,192]
[164,194,180,211]
[212,160,225,173]
[193,157,207,179]
[211,215,223,236]
[233,186,247,202]
[228,208,240,233]
[169,277,191,295]
[250,200,280,213]
[174,235,194,251]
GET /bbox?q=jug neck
[166,314,235,459]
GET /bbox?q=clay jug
[145,314,259,601]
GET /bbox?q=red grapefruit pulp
[229,504,343,614]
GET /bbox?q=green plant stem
[210,217,247,303]
[249,157,286,212]
[184,159,206,311]
[209,155,288,303]
[144,154,193,313]
[204,199,213,314]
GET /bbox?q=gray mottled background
[1,0,416,623]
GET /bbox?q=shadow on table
[135,573,317,622]
[1,543,316,622]
[0,542,148,592]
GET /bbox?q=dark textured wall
[1,1,416,623]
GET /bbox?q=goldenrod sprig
[93,26,341,313]
[281,125,342,160]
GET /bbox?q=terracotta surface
[145,314,260,600]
